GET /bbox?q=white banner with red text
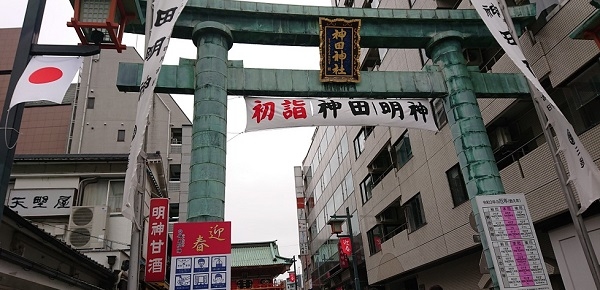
[245,97,438,132]
[472,0,600,213]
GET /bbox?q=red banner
[339,237,352,255]
[172,221,232,256]
[289,271,296,283]
[145,198,169,282]
[296,197,305,209]
[338,240,349,269]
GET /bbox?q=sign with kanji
[170,221,232,290]
[339,237,352,255]
[8,188,74,216]
[146,198,169,282]
[338,240,349,269]
[245,97,437,132]
[319,18,361,83]
[475,194,551,290]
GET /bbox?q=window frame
[117,129,126,142]
[431,98,448,128]
[393,132,413,169]
[359,175,374,204]
[86,97,95,109]
[367,226,383,255]
[404,193,426,233]
[446,164,469,207]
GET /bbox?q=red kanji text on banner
[145,198,169,282]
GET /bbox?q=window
[447,164,469,206]
[363,0,380,8]
[107,180,124,212]
[404,194,426,232]
[169,164,181,182]
[432,98,448,128]
[171,128,182,144]
[353,126,374,158]
[435,0,461,9]
[169,203,180,222]
[117,130,125,142]
[375,200,407,241]
[368,145,394,185]
[360,175,374,204]
[419,48,429,67]
[82,179,124,213]
[379,48,389,62]
[367,226,383,255]
[393,132,412,169]
[87,97,95,109]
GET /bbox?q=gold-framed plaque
[319,18,361,83]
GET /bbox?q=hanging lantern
[67,0,136,52]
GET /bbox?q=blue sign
[319,18,361,83]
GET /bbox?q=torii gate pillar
[427,31,505,289]
[188,22,233,222]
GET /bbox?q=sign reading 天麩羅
[319,18,361,83]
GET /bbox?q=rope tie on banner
[2,109,20,150]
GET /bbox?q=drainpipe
[77,54,97,153]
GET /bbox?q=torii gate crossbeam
[116,60,531,98]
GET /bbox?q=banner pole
[495,1,600,287]
[128,1,154,289]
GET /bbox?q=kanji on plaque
[145,198,169,282]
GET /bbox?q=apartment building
[1,27,192,285]
[296,1,600,289]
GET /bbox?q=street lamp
[67,0,136,52]
[328,207,361,290]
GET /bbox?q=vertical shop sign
[146,198,169,282]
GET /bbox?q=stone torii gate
[117,0,535,287]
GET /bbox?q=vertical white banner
[472,0,600,213]
[122,0,189,221]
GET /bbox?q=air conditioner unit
[67,206,108,249]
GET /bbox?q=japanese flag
[10,56,82,109]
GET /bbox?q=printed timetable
[475,194,552,290]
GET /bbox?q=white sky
[0,0,332,276]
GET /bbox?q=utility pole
[293,256,298,290]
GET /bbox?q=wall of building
[304,0,600,288]
[16,105,72,154]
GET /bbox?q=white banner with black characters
[472,0,600,213]
[245,97,439,132]
[122,0,188,221]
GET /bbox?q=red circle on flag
[28,67,63,84]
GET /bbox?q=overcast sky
[1,0,332,276]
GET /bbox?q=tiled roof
[232,241,293,268]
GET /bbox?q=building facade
[296,1,600,289]
[1,27,192,288]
